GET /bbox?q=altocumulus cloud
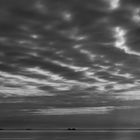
[0,0,140,114]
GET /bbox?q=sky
[1,0,140,129]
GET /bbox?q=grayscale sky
[0,0,140,129]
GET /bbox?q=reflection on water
[1,131,140,140]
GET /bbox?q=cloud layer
[30,106,137,115]
[0,0,140,115]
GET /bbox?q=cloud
[0,85,51,97]
[113,26,140,56]
[114,89,140,101]
[0,0,139,110]
[104,0,120,10]
[32,106,114,115]
[30,106,136,115]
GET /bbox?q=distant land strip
[1,128,140,132]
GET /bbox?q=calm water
[1,131,140,140]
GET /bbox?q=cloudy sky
[1,0,140,129]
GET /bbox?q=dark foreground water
[1,131,140,140]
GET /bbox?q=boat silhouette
[67,128,76,130]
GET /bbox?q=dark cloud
[121,0,140,6]
[0,0,140,121]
